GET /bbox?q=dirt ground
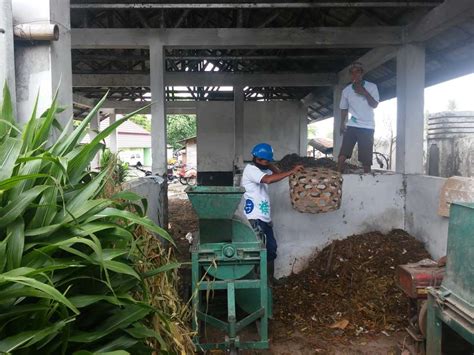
[168,194,414,355]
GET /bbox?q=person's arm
[261,165,303,184]
[340,109,348,135]
[267,163,281,174]
[354,82,379,108]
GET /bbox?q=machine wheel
[179,176,188,185]
[418,300,428,337]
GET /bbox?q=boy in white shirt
[338,62,380,173]
[241,143,303,283]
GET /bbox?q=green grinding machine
[426,202,474,354]
[186,186,270,352]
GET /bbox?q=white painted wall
[269,173,405,277]
[197,101,307,171]
[405,175,449,259]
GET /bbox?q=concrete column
[105,109,118,153]
[332,84,345,159]
[12,0,73,129]
[150,40,167,176]
[299,102,308,156]
[396,44,425,174]
[90,112,100,169]
[0,0,16,109]
[234,85,244,168]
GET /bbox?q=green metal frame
[191,244,269,351]
[426,202,474,354]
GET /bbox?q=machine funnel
[186,186,245,244]
[186,186,244,220]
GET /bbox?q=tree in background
[129,114,196,150]
[447,99,457,111]
[167,114,197,149]
[129,114,151,131]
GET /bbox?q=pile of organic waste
[274,230,430,338]
[277,154,358,172]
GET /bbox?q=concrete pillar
[150,40,167,176]
[234,85,244,168]
[332,84,345,159]
[105,109,118,153]
[396,44,425,174]
[12,0,73,129]
[0,0,16,109]
[299,102,308,156]
[90,112,100,169]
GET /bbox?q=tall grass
[0,85,193,354]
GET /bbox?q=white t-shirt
[339,81,379,130]
[241,164,272,222]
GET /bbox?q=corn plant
[0,85,181,354]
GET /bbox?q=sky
[310,73,474,140]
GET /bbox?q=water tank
[427,111,474,177]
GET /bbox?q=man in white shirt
[338,62,380,173]
[241,143,303,283]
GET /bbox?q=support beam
[150,40,167,176]
[73,93,96,109]
[71,2,441,9]
[71,27,403,49]
[0,0,16,110]
[396,44,425,174]
[96,100,196,115]
[405,0,474,43]
[73,72,337,87]
[234,85,244,168]
[332,84,345,159]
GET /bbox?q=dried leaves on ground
[274,230,430,339]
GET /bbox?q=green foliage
[128,114,196,150]
[100,149,129,184]
[167,114,196,150]
[0,84,180,354]
[129,114,150,132]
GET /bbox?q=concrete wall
[405,175,449,259]
[124,176,167,229]
[269,173,405,277]
[197,101,306,171]
[243,101,307,160]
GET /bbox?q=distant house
[82,118,173,167]
[177,136,197,169]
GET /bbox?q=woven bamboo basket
[289,168,343,213]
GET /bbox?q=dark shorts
[339,126,374,166]
[249,219,277,262]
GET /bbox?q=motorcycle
[178,165,197,186]
[135,162,177,183]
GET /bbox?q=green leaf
[0,319,71,353]
[0,136,22,180]
[103,260,140,279]
[6,217,25,270]
[0,84,16,140]
[0,173,50,191]
[69,294,135,308]
[0,185,49,228]
[97,208,174,244]
[0,275,79,314]
[69,304,152,343]
[32,87,59,149]
[74,349,132,355]
[142,262,181,278]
